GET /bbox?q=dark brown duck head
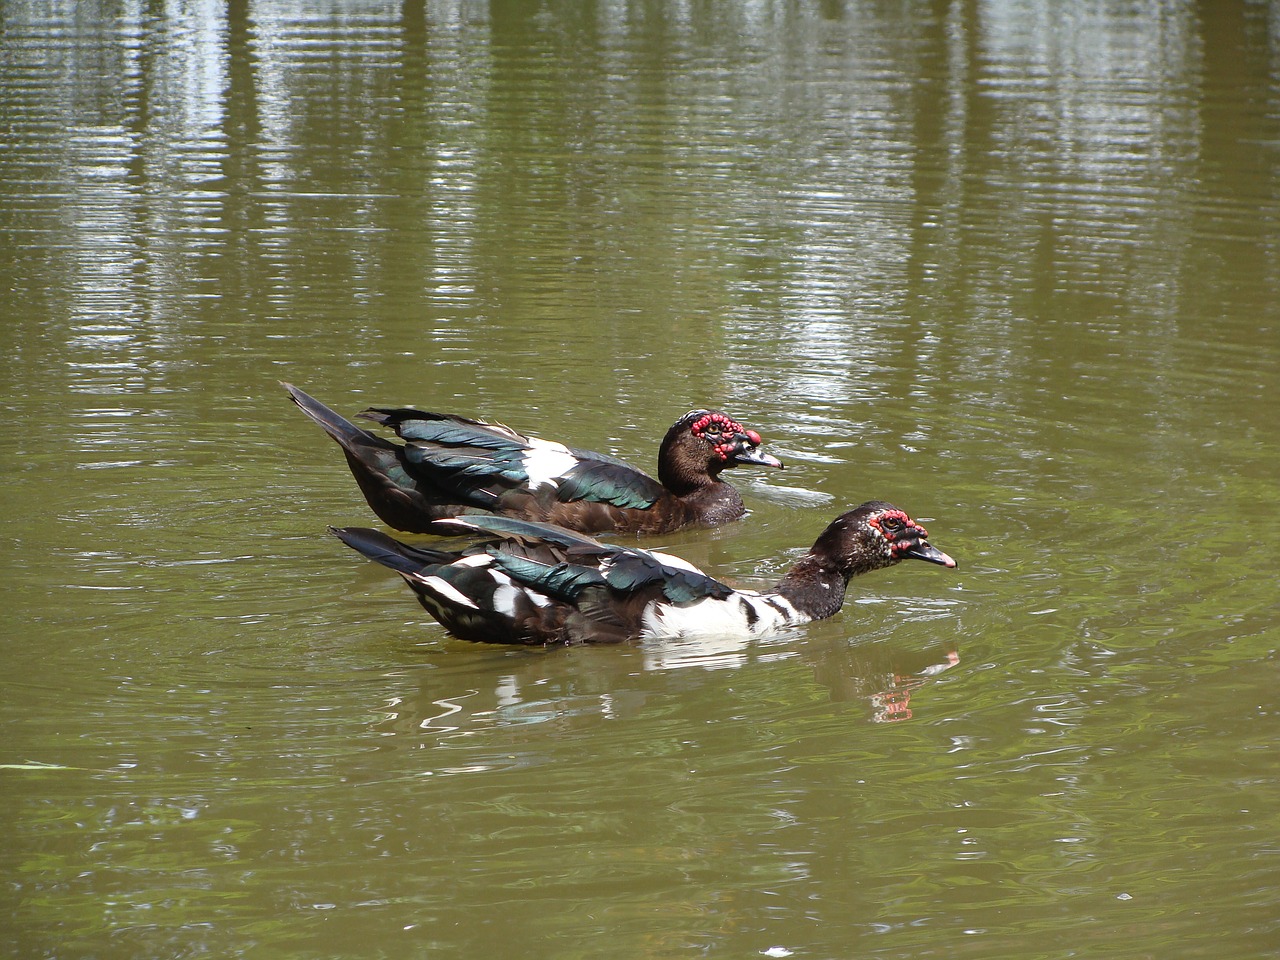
[656,409,783,495]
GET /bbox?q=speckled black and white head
[814,500,957,578]
[657,409,783,492]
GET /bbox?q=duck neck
[657,442,721,496]
[658,464,713,496]
[774,554,852,622]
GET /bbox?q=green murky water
[2,2,1278,957]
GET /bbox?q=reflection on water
[3,1,1280,958]
[11,0,1278,379]
[364,633,964,755]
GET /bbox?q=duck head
[663,409,784,479]
[813,500,957,578]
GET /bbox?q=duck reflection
[367,637,961,746]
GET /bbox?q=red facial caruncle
[689,411,757,460]
[868,509,930,556]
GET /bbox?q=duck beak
[903,541,957,568]
[728,435,784,469]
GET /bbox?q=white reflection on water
[641,632,801,673]
[360,629,964,752]
[12,0,1270,441]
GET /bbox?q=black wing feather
[434,514,728,604]
[601,552,733,604]
[556,460,665,509]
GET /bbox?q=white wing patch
[640,592,801,640]
[643,550,707,575]
[414,554,554,617]
[491,575,520,618]
[415,574,480,610]
[521,437,580,491]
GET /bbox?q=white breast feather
[641,592,800,640]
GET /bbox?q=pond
[2,1,1278,958]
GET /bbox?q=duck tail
[285,382,454,532]
[283,382,395,454]
[329,526,456,574]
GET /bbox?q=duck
[330,500,956,646]
[284,383,783,535]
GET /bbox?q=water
[2,1,1279,958]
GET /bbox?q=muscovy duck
[330,501,956,646]
[284,383,783,535]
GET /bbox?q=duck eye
[881,516,903,532]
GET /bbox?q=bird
[284,383,783,535]
[330,500,956,646]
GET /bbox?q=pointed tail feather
[329,526,457,574]
[286,383,458,532]
[283,382,397,453]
